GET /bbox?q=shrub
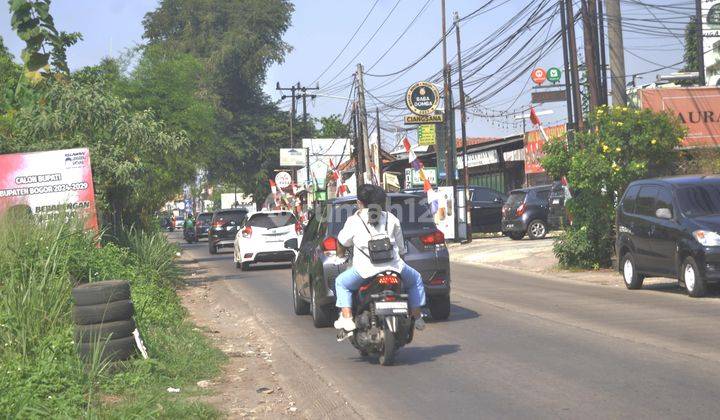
[541,106,685,268]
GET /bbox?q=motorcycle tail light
[322,236,338,252]
[378,275,400,285]
[420,230,445,245]
[242,226,252,238]
[516,203,526,216]
[295,221,303,235]
[384,295,396,302]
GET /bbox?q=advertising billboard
[0,148,98,230]
[524,124,567,174]
[639,87,720,148]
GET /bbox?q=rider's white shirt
[337,209,406,278]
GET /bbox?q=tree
[683,17,699,73]
[541,106,685,268]
[317,114,350,138]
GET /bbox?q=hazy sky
[0,0,692,147]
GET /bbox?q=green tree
[683,17,699,73]
[317,114,350,138]
[541,106,685,268]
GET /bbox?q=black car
[404,186,506,233]
[290,193,452,327]
[616,176,720,297]
[208,208,249,254]
[502,185,555,240]
[195,212,213,240]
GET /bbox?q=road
[178,235,720,419]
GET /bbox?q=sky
[0,0,694,150]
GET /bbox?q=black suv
[195,212,213,240]
[208,208,249,254]
[502,185,554,240]
[616,176,720,297]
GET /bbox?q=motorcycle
[183,227,197,243]
[337,270,414,366]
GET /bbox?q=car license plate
[552,199,560,204]
[374,301,408,315]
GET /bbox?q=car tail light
[322,237,338,252]
[378,275,400,285]
[212,221,224,229]
[430,276,445,286]
[516,203,526,216]
[242,226,252,238]
[420,230,445,245]
[295,221,303,235]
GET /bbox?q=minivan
[616,176,720,297]
[502,185,555,240]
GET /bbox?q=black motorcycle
[183,227,197,243]
[338,271,414,366]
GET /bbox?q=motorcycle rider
[334,184,426,332]
[183,213,195,237]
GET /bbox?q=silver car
[289,193,451,327]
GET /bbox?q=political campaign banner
[0,148,99,231]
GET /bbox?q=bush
[0,215,223,417]
[541,106,685,268]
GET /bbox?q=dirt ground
[176,256,361,419]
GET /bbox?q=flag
[529,106,541,126]
[403,137,431,191]
[269,179,277,194]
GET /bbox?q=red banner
[0,148,98,231]
[639,87,720,148]
[524,124,567,174]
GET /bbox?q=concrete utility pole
[351,102,364,187]
[299,85,319,138]
[441,0,451,186]
[276,82,300,147]
[560,0,575,131]
[596,0,608,106]
[581,0,601,113]
[454,11,472,243]
[605,0,628,105]
[375,107,383,183]
[356,63,371,184]
[696,0,706,86]
[565,0,584,130]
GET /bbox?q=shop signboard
[404,167,437,188]
[405,81,441,116]
[417,124,436,146]
[456,150,498,170]
[279,148,307,167]
[0,148,98,230]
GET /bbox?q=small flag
[529,106,541,126]
[269,179,277,194]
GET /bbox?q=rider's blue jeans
[334,264,426,310]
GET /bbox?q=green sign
[547,67,561,84]
[417,124,436,146]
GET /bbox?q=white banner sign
[279,148,307,167]
[275,171,292,189]
[702,0,720,84]
[456,149,498,169]
[503,148,525,162]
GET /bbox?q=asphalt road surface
[178,234,720,419]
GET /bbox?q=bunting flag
[529,105,549,142]
[402,137,432,192]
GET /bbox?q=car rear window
[247,212,296,228]
[197,213,212,223]
[677,184,720,217]
[213,210,247,224]
[506,191,526,207]
[329,196,435,235]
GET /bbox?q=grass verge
[0,215,225,418]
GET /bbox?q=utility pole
[581,0,601,114]
[276,82,300,147]
[441,0,451,186]
[605,0,628,105]
[299,84,320,138]
[454,11,472,243]
[696,0,706,86]
[565,0,584,130]
[352,102,365,187]
[596,0,608,106]
[560,0,575,132]
[375,107,383,184]
[356,64,371,184]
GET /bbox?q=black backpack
[357,213,394,263]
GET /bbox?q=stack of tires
[72,280,138,362]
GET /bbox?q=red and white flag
[529,106,549,142]
[403,137,431,192]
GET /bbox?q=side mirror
[284,238,299,251]
[656,208,672,220]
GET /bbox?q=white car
[233,210,302,271]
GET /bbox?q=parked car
[404,186,506,233]
[502,185,556,240]
[195,212,213,240]
[208,208,249,254]
[616,176,720,297]
[547,181,570,229]
[233,210,302,270]
[289,193,451,327]
[174,215,185,229]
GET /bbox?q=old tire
[72,300,134,325]
[508,232,524,240]
[72,280,130,306]
[311,286,334,328]
[428,295,451,320]
[527,220,547,240]
[621,251,644,290]
[292,272,310,315]
[74,319,136,343]
[77,336,137,362]
[682,256,707,298]
[379,329,397,366]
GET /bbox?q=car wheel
[292,272,310,315]
[527,220,547,239]
[621,251,644,290]
[508,232,524,240]
[310,285,334,328]
[209,242,217,255]
[428,295,451,320]
[682,256,706,297]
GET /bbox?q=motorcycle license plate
[374,301,408,315]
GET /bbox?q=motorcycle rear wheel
[378,329,396,366]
